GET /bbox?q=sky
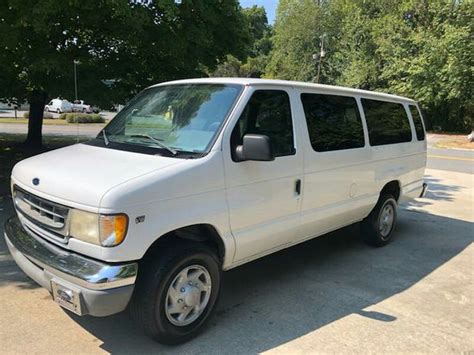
[240,0,277,24]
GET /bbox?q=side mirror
[234,134,274,162]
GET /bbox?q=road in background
[0,109,116,121]
[427,148,473,174]
[0,122,105,137]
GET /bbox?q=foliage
[0,0,249,145]
[63,113,104,123]
[212,5,272,78]
[266,0,473,132]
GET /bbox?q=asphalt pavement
[0,168,472,353]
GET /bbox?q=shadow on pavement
[63,210,472,354]
[403,174,463,209]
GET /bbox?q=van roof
[151,77,416,104]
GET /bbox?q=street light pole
[73,60,80,101]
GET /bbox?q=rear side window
[301,93,365,152]
[231,90,294,158]
[409,105,425,141]
[362,99,412,146]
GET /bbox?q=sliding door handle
[295,179,301,195]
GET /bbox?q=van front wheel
[362,194,397,247]
[130,243,221,345]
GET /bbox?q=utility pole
[315,34,326,83]
[73,60,80,101]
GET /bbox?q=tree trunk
[24,90,48,147]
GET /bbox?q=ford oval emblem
[32,178,40,186]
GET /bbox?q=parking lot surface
[0,168,472,354]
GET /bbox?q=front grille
[14,186,69,239]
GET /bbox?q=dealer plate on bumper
[51,280,82,315]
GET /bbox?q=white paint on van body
[11,78,426,269]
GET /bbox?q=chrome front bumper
[4,216,138,316]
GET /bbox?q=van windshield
[101,84,242,155]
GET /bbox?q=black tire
[130,243,222,345]
[361,194,398,247]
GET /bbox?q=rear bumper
[4,216,138,316]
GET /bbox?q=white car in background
[44,98,73,114]
[72,100,92,113]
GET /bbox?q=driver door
[223,88,303,264]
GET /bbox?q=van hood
[12,143,184,210]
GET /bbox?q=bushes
[24,111,53,119]
[60,113,105,123]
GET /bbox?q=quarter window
[231,90,295,158]
[362,99,412,146]
[409,105,425,141]
[301,93,365,152]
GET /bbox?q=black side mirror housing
[234,134,274,162]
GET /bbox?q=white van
[45,98,73,114]
[5,78,427,344]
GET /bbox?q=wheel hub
[379,202,395,238]
[182,284,201,307]
[165,265,212,327]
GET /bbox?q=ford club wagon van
[5,78,427,344]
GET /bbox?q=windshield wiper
[102,130,109,146]
[129,134,177,156]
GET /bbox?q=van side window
[231,90,295,158]
[409,105,425,141]
[301,93,365,152]
[361,99,412,146]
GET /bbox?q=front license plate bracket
[51,279,83,315]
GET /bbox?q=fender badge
[135,215,145,224]
[32,178,40,186]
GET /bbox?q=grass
[0,117,106,125]
[0,134,88,202]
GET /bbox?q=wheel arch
[142,223,226,265]
[380,180,401,202]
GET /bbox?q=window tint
[301,93,365,152]
[231,90,294,158]
[409,105,425,141]
[362,99,412,146]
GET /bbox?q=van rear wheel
[362,194,397,247]
[130,243,221,345]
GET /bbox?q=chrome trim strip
[20,197,66,219]
[13,186,69,237]
[4,216,138,290]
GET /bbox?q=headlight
[69,210,128,247]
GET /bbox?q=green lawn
[0,134,87,201]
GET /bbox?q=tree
[0,0,248,147]
[374,1,473,131]
[211,5,271,78]
[265,0,473,132]
[265,0,345,83]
